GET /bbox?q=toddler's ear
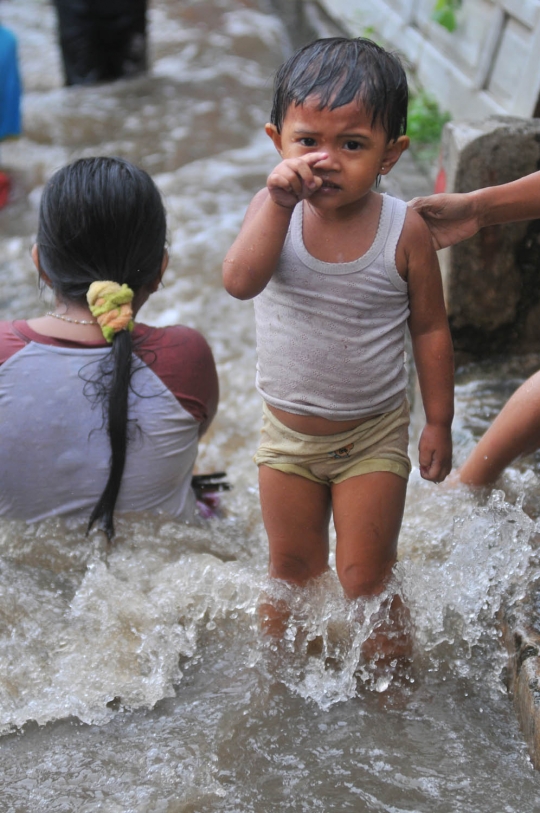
[265,123,283,156]
[380,135,410,175]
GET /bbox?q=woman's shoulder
[134,322,214,360]
[0,320,28,364]
[134,322,218,425]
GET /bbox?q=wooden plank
[501,611,540,768]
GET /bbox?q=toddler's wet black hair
[270,37,408,142]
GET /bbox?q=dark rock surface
[439,117,540,361]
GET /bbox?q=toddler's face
[268,96,408,213]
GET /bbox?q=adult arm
[403,210,454,481]
[409,170,540,250]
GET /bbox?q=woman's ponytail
[87,329,133,538]
[86,280,136,538]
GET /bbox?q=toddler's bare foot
[360,594,415,688]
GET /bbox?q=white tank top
[254,194,410,420]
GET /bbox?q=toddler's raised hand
[267,152,328,209]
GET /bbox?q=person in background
[53,0,147,86]
[0,23,22,208]
[411,170,540,486]
[0,156,221,538]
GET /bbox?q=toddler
[223,37,454,608]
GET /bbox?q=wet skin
[264,97,408,228]
[263,98,410,436]
[223,95,453,607]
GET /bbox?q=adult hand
[408,192,481,250]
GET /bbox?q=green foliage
[407,90,451,144]
[360,25,382,45]
[431,0,461,32]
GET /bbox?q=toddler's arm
[222,152,327,300]
[409,170,540,251]
[403,209,454,482]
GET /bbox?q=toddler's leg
[259,465,332,584]
[331,471,406,599]
[459,370,540,486]
[332,471,411,667]
[258,465,332,636]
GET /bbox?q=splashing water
[2,0,540,810]
[0,484,537,733]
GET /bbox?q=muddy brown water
[1,1,540,810]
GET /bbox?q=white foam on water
[2,0,540,809]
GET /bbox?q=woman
[0,156,219,537]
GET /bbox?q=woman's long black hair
[36,156,167,538]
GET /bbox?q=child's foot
[259,597,290,638]
[357,592,417,694]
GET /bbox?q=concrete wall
[318,0,540,120]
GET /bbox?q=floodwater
[2,1,540,810]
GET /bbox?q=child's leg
[332,471,411,666]
[259,465,332,584]
[331,471,407,599]
[459,370,540,486]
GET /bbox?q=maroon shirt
[0,320,218,432]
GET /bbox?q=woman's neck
[28,301,106,342]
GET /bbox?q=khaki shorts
[254,400,411,485]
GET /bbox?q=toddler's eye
[344,140,362,150]
[299,138,316,147]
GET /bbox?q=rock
[501,600,540,767]
[438,116,540,360]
